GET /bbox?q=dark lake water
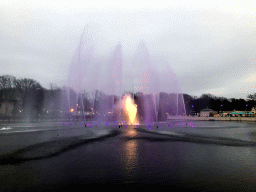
[1,121,256,191]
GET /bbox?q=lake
[1,121,256,191]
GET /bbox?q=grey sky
[1,0,256,99]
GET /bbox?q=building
[200,108,216,117]
[221,108,256,117]
[0,102,14,116]
[230,111,255,117]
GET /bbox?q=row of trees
[0,75,115,121]
[1,75,256,121]
[0,75,44,120]
[183,93,256,115]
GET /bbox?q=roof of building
[200,108,214,112]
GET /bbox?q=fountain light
[125,94,137,125]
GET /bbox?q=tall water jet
[124,94,137,125]
[131,41,186,123]
[97,43,123,125]
[62,23,102,121]
[63,23,186,124]
[133,41,160,124]
[158,64,186,119]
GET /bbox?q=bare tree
[0,75,17,119]
[49,83,59,90]
[15,78,43,119]
[247,94,255,101]
[45,83,61,111]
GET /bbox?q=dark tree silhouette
[15,78,43,119]
[0,75,17,120]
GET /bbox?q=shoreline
[2,117,256,125]
[167,116,256,122]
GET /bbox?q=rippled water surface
[1,121,256,190]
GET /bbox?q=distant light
[70,108,74,112]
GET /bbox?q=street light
[191,105,195,116]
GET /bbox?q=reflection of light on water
[122,128,138,180]
[0,127,12,130]
[126,128,137,137]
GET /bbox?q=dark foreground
[1,121,256,191]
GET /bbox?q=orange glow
[125,95,137,125]
[70,108,74,112]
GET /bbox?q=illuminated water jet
[124,94,137,125]
[62,23,186,124]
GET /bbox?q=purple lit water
[62,23,186,124]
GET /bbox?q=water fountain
[132,41,160,124]
[124,94,137,124]
[97,42,123,125]
[61,23,100,122]
[62,23,186,125]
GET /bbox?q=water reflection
[121,126,139,182]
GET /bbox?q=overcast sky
[1,0,256,99]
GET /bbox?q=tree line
[183,93,256,116]
[0,75,255,121]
